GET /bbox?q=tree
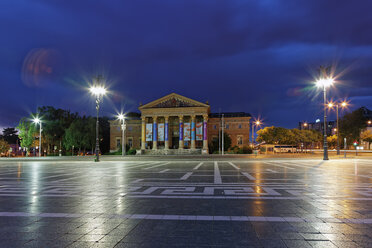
[340,108,368,146]
[257,127,322,151]
[257,126,293,144]
[209,132,232,153]
[327,135,337,149]
[37,106,79,154]
[0,128,19,144]
[16,118,36,155]
[0,139,10,155]
[361,129,372,150]
[64,118,85,151]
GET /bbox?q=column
[141,117,146,150]
[191,115,196,149]
[203,115,208,153]
[179,115,184,149]
[164,116,169,150]
[153,116,157,150]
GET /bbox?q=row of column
[141,115,208,151]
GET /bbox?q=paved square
[0,157,371,247]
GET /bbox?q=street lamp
[251,119,262,147]
[368,120,372,125]
[89,76,107,162]
[32,117,42,157]
[327,100,348,155]
[117,113,126,156]
[315,71,334,160]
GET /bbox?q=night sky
[1,0,372,131]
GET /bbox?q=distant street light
[315,67,334,160]
[368,120,372,125]
[32,117,42,157]
[251,119,262,147]
[117,113,126,156]
[327,100,348,155]
[89,76,107,162]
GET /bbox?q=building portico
[139,93,210,154]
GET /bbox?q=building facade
[109,93,251,154]
[298,120,336,136]
[109,113,142,152]
[208,113,251,148]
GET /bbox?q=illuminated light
[117,114,125,120]
[327,102,334,108]
[303,122,308,127]
[315,78,334,88]
[89,86,107,96]
[368,120,372,125]
[341,102,347,107]
[33,117,41,124]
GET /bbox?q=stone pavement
[0,158,371,247]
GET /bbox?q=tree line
[256,107,372,149]
[15,106,110,156]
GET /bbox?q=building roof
[209,112,251,118]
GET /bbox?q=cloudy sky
[1,0,372,130]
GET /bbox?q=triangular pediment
[139,93,209,109]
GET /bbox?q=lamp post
[117,114,126,156]
[303,122,308,130]
[33,117,42,157]
[89,76,107,162]
[221,114,224,155]
[251,120,261,147]
[315,68,334,160]
[327,101,348,155]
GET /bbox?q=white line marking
[131,179,144,183]
[266,162,294,170]
[193,162,203,170]
[266,169,278,173]
[228,162,240,170]
[214,162,222,184]
[180,172,193,180]
[143,162,170,170]
[159,169,170,173]
[0,211,369,224]
[241,172,256,180]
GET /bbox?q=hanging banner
[145,123,152,141]
[158,123,165,141]
[203,121,207,140]
[196,122,203,141]
[184,122,191,141]
[165,123,168,141]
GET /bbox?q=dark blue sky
[1,0,372,130]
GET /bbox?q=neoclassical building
[109,93,251,155]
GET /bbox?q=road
[0,157,371,247]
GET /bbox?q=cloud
[1,0,372,128]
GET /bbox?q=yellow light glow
[341,102,347,107]
[304,123,308,127]
[33,117,41,124]
[328,102,334,108]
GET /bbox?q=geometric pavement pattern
[0,158,371,247]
